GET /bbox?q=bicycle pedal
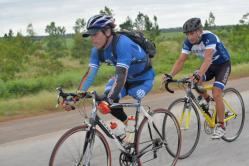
[225,111,234,118]
[204,121,214,135]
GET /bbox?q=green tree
[73,18,86,34]
[119,16,134,30]
[99,6,114,16]
[45,22,67,58]
[57,27,66,36]
[149,16,160,40]
[134,12,146,31]
[8,29,14,37]
[239,13,249,25]
[45,22,66,36]
[144,15,153,31]
[26,23,35,37]
[71,33,91,63]
[204,20,209,29]
[207,11,216,27]
[133,12,160,39]
[0,35,28,81]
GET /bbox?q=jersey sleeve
[181,39,192,55]
[78,67,98,91]
[203,33,217,50]
[114,37,133,69]
[89,48,100,69]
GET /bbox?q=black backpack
[98,30,156,76]
[113,30,156,59]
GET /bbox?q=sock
[218,122,225,129]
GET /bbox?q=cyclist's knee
[212,87,223,101]
[128,80,153,100]
[128,88,146,100]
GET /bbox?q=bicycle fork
[179,99,192,130]
[80,128,96,166]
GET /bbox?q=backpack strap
[97,33,120,63]
[99,33,152,77]
[112,33,152,77]
[97,49,105,62]
[111,33,121,60]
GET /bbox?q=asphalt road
[0,77,248,166]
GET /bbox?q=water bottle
[124,116,136,144]
[110,122,125,141]
[208,99,215,116]
[198,96,209,112]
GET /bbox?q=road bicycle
[164,77,245,159]
[49,87,182,166]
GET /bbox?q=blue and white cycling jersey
[182,30,230,64]
[89,34,155,82]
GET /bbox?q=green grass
[1,62,249,122]
[1,26,249,121]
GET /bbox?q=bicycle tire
[49,125,112,166]
[135,108,181,166]
[166,98,201,159]
[222,87,245,142]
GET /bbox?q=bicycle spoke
[222,88,245,142]
[167,98,200,159]
[49,126,111,166]
[136,109,181,166]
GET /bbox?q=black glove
[76,90,87,98]
[193,72,201,82]
[163,73,173,82]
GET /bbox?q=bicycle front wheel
[222,88,245,142]
[135,108,181,166]
[49,125,111,166]
[166,98,201,159]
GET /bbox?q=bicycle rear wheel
[135,108,181,166]
[222,88,245,142]
[166,98,201,159]
[49,125,111,166]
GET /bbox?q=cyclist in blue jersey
[64,14,155,129]
[163,18,231,139]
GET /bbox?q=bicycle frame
[203,85,238,123]
[50,87,182,166]
[179,84,238,129]
[164,78,244,159]
[79,91,165,164]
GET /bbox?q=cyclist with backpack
[64,14,155,141]
[163,18,231,139]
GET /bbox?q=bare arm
[198,49,213,77]
[170,53,188,77]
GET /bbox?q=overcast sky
[0,0,248,36]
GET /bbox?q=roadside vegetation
[0,8,249,121]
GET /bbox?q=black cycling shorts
[204,61,231,90]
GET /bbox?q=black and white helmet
[83,14,115,37]
[183,18,202,33]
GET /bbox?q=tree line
[0,6,160,81]
[0,7,248,98]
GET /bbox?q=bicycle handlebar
[165,80,176,93]
[165,77,191,93]
[56,87,107,111]
[164,77,206,94]
[56,87,105,101]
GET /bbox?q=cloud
[0,0,248,36]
